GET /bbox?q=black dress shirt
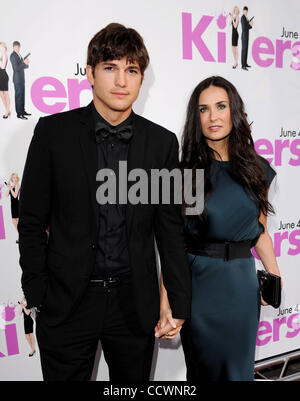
[91,102,132,279]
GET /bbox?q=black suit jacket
[10,51,28,83]
[18,102,191,332]
[241,15,252,41]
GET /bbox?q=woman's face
[234,7,239,15]
[198,85,233,142]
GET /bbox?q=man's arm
[10,53,28,73]
[241,15,247,32]
[18,117,51,308]
[153,133,191,321]
[155,273,184,339]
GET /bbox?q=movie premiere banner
[0,0,299,381]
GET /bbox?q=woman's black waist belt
[186,239,253,261]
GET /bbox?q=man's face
[243,9,248,16]
[13,45,20,53]
[86,57,143,115]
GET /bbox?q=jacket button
[91,243,96,249]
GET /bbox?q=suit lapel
[78,102,99,225]
[126,113,148,238]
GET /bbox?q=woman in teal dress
[156,76,282,381]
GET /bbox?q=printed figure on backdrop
[5,173,20,243]
[245,113,253,132]
[18,23,191,381]
[158,76,282,381]
[18,297,36,357]
[0,183,5,241]
[229,6,240,69]
[10,41,31,120]
[241,6,254,70]
[0,42,11,119]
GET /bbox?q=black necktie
[95,121,133,144]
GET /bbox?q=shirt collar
[91,101,134,130]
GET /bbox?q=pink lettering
[218,32,226,63]
[290,138,300,166]
[276,40,291,68]
[254,139,273,163]
[251,247,259,260]
[3,305,16,322]
[0,205,6,240]
[274,139,290,165]
[216,14,226,29]
[257,314,300,346]
[252,37,274,67]
[253,229,300,259]
[274,231,289,257]
[290,41,300,70]
[273,317,287,342]
[5,324,19,356]
[286,314,300,338]
[67,78,92,110]
[256,321,272,346]
[182,13,215,61]
[31,76,67,114]
[288,230,300,256]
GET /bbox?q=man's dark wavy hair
[87,23,149,76]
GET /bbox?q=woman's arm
[0,55,6,69]
[23,307,31,316]
[154,274,184,339]
[254,211,281,278]
[254,198,282,305]
[10,184,20,198]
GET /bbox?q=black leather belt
[89,273,132,288]
[186,239,253,261]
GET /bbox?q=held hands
[156,274,185,339]
[154,302,184,339]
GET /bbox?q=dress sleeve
[259,156,276,188]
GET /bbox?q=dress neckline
[213,159,231,164]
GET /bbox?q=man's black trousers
[36,275,155,381]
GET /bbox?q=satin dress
[181,157,276,381]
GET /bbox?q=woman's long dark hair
[180,76,274,217]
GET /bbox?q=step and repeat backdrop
[0,0,299,380]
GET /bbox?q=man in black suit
[10,41,31,119]
[241,7,253,70]
[18,23,191,381]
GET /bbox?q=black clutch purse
[257,270,281,308]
